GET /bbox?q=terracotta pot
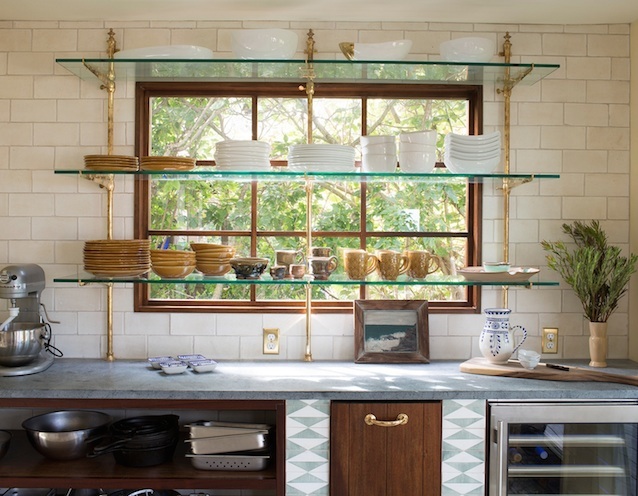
[588,321,608,368]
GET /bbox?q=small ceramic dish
[188,359,218,373]
[160,360,188,375]
[518,349,541,370]
[148,356,174,369]
[483,262,511,273]
[177,354,206,361]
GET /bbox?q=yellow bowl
[196,263,232,276]
[152,265,196,278]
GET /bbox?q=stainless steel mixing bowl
[22,410,111,460]
[0,322,47,367]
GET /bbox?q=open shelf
[56,58,559,86]
[0,398,285,492]
[54,168,560,183]
[54,271,557,287]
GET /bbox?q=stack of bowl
[399,130,437,173]
[444,131,501,174]
[360,135,397,173]
[190,243,236,276]
[150,249,196,278]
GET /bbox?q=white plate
[458,266,540,283]
[114,45,213,59]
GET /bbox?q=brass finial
[106,28,118,58]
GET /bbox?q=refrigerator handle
[495,419,509,496]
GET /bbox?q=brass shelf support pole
[497,32,524,309]
[83,29,118,361]
[300,30,316,361]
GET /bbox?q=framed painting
[354,300,429,363]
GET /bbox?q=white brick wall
[0,20,632,361]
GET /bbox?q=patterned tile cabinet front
[286,399,486,496]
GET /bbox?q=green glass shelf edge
[54,169,560,182]
[54,273,558,287]
[56,58,559,86]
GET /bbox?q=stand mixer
[0,263,60,376]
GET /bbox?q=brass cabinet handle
[364,413,409,427]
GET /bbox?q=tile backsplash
[0,20,631,361]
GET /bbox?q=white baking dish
[187,420,273,438]
[186,431,269,454]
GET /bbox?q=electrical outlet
[542,327,558,354]
[263,328,280,355]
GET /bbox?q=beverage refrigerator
[488,400,638,495]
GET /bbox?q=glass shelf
[54,271,557,287]
[56,58,559,86]
[54,168,560,183]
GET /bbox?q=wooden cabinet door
[330,401,442,496]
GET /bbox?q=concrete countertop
[0,358,637,401]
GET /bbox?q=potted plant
[541,220,637,367]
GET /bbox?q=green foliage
[541,220,638,322]
[147,93,471,303]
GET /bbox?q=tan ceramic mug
[374,249,409,281]
[405,250,439,279]
[344,249,378,280]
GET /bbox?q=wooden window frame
[134,81,483,314]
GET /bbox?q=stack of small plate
[150,249,196,278]
[84,239,151,277]
[287,144,356,172]
[443,131,501,174]
[140,156,196,171]
[214,140,271,171]
[84,155,139,172]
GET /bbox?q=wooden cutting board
[460,357,638,387]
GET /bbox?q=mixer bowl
[0,322,47,367]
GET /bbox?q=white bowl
[446,141,501,154]
[439,37,495,63]
[188,359,218,373]
[399,150,437,173]
[160,360,188,375]
[231,29,298,60]
[348,40,412,61]
[444,153,500,174]
[446,131,501,143]
[518,349,541,370]
[447,148,501,160]
[114,45,213,59]
[361,142,396,155]
[482,262,510,273]
[399,142,436,154]
[399,131,437,145]
[362,153,397,173]
[360,135,396,147]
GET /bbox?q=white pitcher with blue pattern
[479,308,527,363]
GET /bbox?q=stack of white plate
[444,131,501,174]
[84,155,139,172]
[214,140,271,171]
[288,144,356,172]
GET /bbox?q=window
[134,82,482,313]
